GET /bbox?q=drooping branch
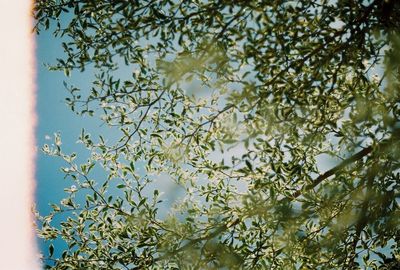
[291,128,400,200]
[291,146,372,199]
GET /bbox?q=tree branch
[291,126,400,200]
[290,146,372,199]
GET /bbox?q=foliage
[34,0,400,269]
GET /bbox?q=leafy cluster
[35,0,400,269]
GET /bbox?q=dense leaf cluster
[35,0,400,269]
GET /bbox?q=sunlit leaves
[33,0,400,269]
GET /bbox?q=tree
[34,0,400,269]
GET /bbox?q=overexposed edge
[0,0,41,269]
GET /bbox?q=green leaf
[245,160,253,171]
[49,244,54,257]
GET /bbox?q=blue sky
[35,27,110,258]
[35,26,185,259]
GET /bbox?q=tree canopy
[34,0,400,269]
